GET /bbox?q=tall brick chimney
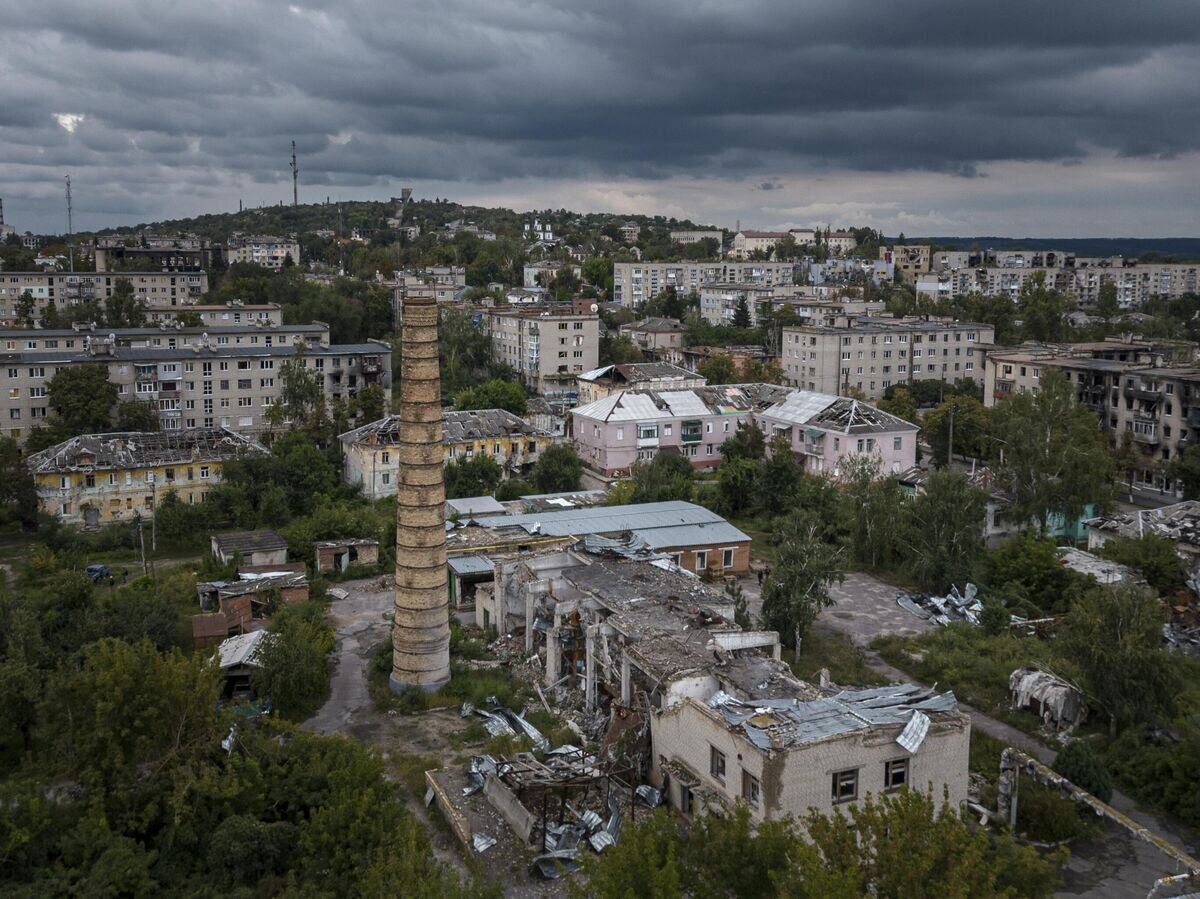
[390,295,451,692]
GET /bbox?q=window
[893,436,902,450]
[832,769,858,803]
[742,771,760,808]
[84,474,95,488]
[695,550,708,571]
[199,466,210,479]
[709,746,726,781]
[884,759,908,792]
[722,548,735,569]
[680,783,695,816]
[616,427,624,441]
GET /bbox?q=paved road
[816,568,1199,898]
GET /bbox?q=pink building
[571,384,917,478]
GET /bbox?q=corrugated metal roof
[758,391,839,425]
[633,520,750,549]
[216,630,268,669]
[447,496,507,516]
[470,501,722,538]
[449,555,495,576]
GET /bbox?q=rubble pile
[897,583,983,626]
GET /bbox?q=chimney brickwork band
[390,295,451,692]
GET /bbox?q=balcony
[1123,385,1162,404]
[681,420,703,443]
[1187,407,1200,428]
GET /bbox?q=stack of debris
[1009,667,1087,734]
[461,699,549,752]
[896,583,983,626]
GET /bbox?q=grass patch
[789,629,887,688]
[368,639,532,715]
[729,516,778,565]
[871,624,1046,718]
[392,752,443,797]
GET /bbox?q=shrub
[1053,740,1113,803]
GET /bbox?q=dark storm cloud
[1,0,1198,231]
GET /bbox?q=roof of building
[467,501,749,550]
[192,613,229,640]
[216,630,269,669]
[447,496,508,517]
[1085,501,1200,548]
[619,318,686,333]
[708,682,960,751]
[212,530,288,556]
[27,428,267,474]
[1056,548,1139,585]
[313,537,379,549]
[0,323,313,340]
[576,362,703,385]
[572,383,789,423]
[1,341,386,365]
[340,409,551,447]
[739,230,788,239]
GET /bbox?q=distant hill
[911,236,1200,261]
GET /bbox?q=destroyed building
[26,428,266,525]
[478,547,970,826]
[314,538,379,573]
[210,530,288,567]
[1086,501,1200,591]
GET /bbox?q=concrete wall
[651,699,970,825]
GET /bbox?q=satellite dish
[590,303,599,313]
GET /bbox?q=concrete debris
[1009,667,1088,733]
[1164,622,1200,657]
[896,583,983,626]
[471,832,497,853]
[327,587,349,601]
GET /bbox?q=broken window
[710,746,726,782]
[884,759,908,792]
[742,771,760,808]
[832,769,858,803]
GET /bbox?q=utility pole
[137,516,148,576]
[64,175,74,273]
[947,402,956,467]
[149,473,157,552]
[290,141,299,206]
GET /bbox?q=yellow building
[27,429,267,525]
[339,409,556,500]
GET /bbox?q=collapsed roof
[340,409,552,446]
[26,428,267,473]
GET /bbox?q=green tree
[840,456,904,570]
[0,437,38,530]
[1096,281,1120,323]
[455,378,528,415]
[978,532,1089,616]
[920,395,989,466]
[698,353,737,385]
[991,369,1112,534]
[741,357,784,385]
[901,471,987,591]
[629,453,694,504]
[1019,272,1072,343]
[105,278,146,328]
[278,352,325,432]
[762,510,845,649]
[732,296,752,328]
[530,444,583,493]
[876,387,918,424]
[14,291,36,329]
[1096,533,1186,595]
[720,422,766,462]
[1169,442,1200,500]
[114,400,160,432]
[1054,740,1113,803]
[599,333,644,366]
[355,383,388,422]
[444,454,503,499]
[756,433,803,516]
[727,581,752,629]
[1058,584,1179,737]
[47,364,118,436]
[252,602,334,719]
[716,457,759,517]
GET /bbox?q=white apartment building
[698,283,775,327]
[1,330,389,443]
[484,307,600,397]
[782,318,995,399]
[669,230,723,247]
[917,262,1200,308]
[0,271,210,325]
[730,230,788,260]
[613,261,797,307]
[226,235,301,271]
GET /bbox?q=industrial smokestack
[390,294,451,692]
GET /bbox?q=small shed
[192,612,230,650]
[216,630,270,701]
[211,530,289,567]
[314,538,380,573]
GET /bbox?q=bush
[1103,725,1200,827]
[1053,740,1113,802]
[1016,779,1097,843]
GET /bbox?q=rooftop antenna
[290,141,299,206]
[337,203,345,275]
[65,175,75,273]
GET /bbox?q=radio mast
[290,141,299,206]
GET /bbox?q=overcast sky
[2,1,1198,237]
